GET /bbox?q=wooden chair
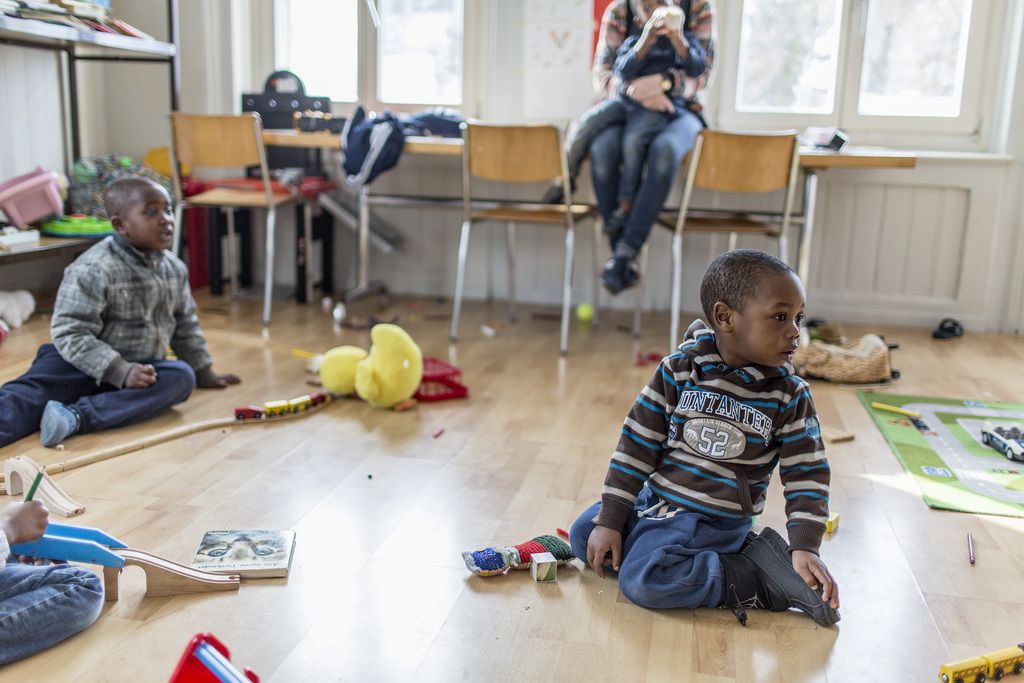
[169,113,305,326]
[450,122,595,355]
[658,129,801,350]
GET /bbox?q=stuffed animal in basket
[318,324,423,408]
[0,290,35,329]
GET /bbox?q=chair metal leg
[591,220,602,327]
[778,232,789,264]
[727,232,738,252]
[225,208,238,299]
[303,201,315,304]
[560,224,575,356]
[505,221,517,323]
[632,244,649,338]
[172,203,184,257]
[450,220,472,342]
[669,232,683,351]
[262,208,276,326]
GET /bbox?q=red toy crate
[168,633,258,683]
[415,357,468,402]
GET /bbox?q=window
[856,0,972,117]
[275,0,358,103]
[718,0,996,144]
[736,0,843,114]
[275,0,466,110]
[378,0,463,105]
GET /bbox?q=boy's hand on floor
[125,363,157,388]
[587,525,623,578]
[196,367,241,389]
[0,501,49,545]
[791,549,840,609]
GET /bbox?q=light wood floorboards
[0,292,1022,682]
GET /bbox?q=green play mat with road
[860,392,1024,517]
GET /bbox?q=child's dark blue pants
[569,486,752,609]
[0,344,195,448]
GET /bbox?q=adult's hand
[625,74,676,113]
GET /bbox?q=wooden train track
[0,394,334,490]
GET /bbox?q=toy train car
[234,391,331,421]
[940,643,1024,683]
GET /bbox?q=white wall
[0,46,64,181]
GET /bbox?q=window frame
[713,0,1003,149]
[273,0,477,116]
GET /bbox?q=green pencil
[24,469,44,502]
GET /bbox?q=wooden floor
[1,291,1022,682]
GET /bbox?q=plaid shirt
[594,0,716,102]
[51,234,212,388]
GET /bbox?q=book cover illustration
[190,530,296,578]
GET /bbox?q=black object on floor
[932,318,964,340]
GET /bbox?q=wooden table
[263,130,917,294]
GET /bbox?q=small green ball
[576,304,594,322]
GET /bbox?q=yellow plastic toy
[356,324,423,408]
[318,324,423,409]
[939,643,1024,682]
[319,346,368,395]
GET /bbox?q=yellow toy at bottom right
[940,643,1024,683]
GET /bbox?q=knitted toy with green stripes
[462,534,574,577]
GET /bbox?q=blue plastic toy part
[194,642,254,683]
[9,523,128,568]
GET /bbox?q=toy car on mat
[981,423,1024,462]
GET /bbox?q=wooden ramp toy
[3,455,85,516]
[10,523,240,602]
[105,549,241,602]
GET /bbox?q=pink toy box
[0,168,64,228]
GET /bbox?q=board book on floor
[189,530,296,578]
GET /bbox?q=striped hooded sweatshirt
[595,320,830,554]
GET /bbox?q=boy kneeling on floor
[569,249,841,626]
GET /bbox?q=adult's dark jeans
[590,108,703,258]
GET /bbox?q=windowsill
[909,150,1014,164]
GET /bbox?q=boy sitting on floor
[569,249,840,626]
[0,500,105,665]
[0,177,239,449]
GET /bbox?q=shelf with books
[0,0,179,163]
[0,13,174,57]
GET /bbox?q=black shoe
[720,533,840,627]
[541,177,577,204]
[602,207,628,242]
[601,256,640,295]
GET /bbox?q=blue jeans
[566,97,628,181]
[590,109,703,257]
[0,344,196,448]
[619,101,672,204]
[569,486,752,609]
[0,561,104,665]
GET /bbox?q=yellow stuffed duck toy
[318,324,423,408]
